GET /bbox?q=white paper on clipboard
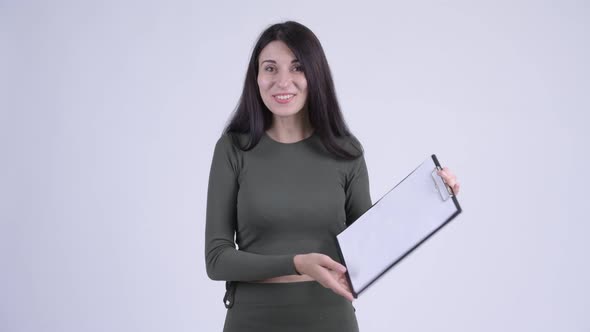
[336,154,462,297]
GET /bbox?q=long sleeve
[204,134,299,281]
[344,138,373,227]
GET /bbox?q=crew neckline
[263,130,316,146]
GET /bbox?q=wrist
[293,254,305,275]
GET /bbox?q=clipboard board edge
[334,235,359,298]
[338,154,464,298]
[355,208,462,297]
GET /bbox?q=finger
[332,273,353,299]
[453,182,460,195]
[442,166,455,177]
[320,275,342,293]
[338,276,351,293]
[320,256,347,273]
[437,168,459,195]
[332,271,346,284]
[437,169,450,181]
[330,281,354,302]
[439,167,456,179]
[318,269,354,301]
[329,270,351,292]
[446,177,457,188]
[438,172,456,187]
[316,268,338,288]
[437,170,453,182]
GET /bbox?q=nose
[276,71,293,89]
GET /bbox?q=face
[257,40,308,118]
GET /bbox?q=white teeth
[275,94,294,100]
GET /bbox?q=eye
[293,65,304,72]
[264,66,275,72]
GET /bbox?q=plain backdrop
[1,0,589,331]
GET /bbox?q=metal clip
[431,166,453,201]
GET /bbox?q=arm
[204,134,299,281]
[344,138,373,227]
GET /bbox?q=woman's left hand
[437,167,460,196]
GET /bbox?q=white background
[1,0,588,331]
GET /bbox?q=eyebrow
[260,59,300,65]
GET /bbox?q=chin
[269,108,304,117]
[268,103,307,116]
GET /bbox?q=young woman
[205,20,460,332]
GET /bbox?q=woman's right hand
[294,253,354,302]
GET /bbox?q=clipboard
[336,154,462,298]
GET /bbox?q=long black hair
[223,21,362,160]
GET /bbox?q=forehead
[258,40,298,63]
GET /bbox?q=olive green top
[205,130,372,281]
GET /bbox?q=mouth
[272,93,296,104]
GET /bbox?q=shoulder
[347,135,364,153]
[333,134,365,156]
[212,133,233,155]
[212,132,249,166]
[211,132,249,175]
[214,132,249,152]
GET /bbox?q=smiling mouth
[273,94,295,103]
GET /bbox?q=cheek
[299,86,308,102]
[257,76,272,91]
[296,78,308,93]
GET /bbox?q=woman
[205,21,460,332]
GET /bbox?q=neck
[266,107,314,143]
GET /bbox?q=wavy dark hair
[223,20,362,160]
